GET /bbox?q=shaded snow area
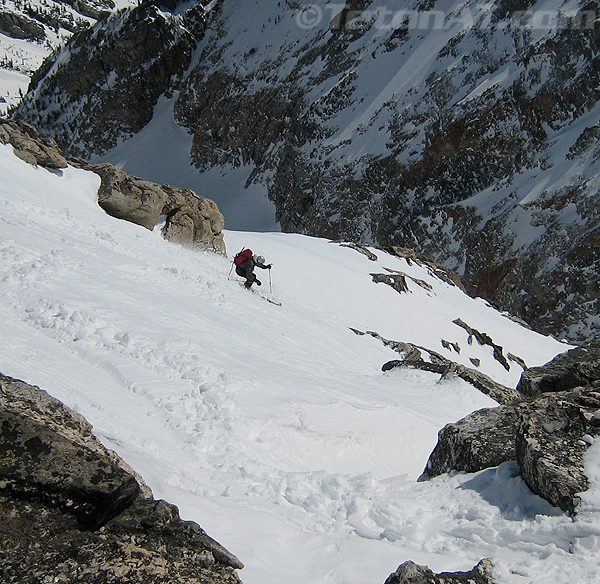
[97,95,280,232]
[1,142,600,583]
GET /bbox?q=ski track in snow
[1,144,600,583]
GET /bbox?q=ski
[236,280,282,306]
[265,297,282,306]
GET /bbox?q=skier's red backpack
[234,249,253,266]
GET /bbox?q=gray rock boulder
[78,161,226,253]
[0,118,68,169]
[384,559,494,584]
[0,373,243,583]
[0,406,140,530]
[422,341,600,514]
[516,386,600,513]
[517,341,600,397]
[420,405,524,480]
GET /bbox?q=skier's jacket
[234,249,253,267]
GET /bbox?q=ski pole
[268,267,273,294]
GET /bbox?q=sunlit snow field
[1,144,600,583]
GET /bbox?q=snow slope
[1,143,600,583]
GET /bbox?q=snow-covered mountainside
[0,0,134,114]
[4,124,600,584]
[11,0,600,343]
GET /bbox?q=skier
[234,248,272,288]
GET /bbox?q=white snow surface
[1,143,600,583]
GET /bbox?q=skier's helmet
[257,255,265,264]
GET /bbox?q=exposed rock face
[0,373,244,583]
[384,559,494,584]
[516,386,600,513]
[0,0,128,114]
[76,161,226,252]
[0,11,45,41]
[13,0,600,342]
[0,118,67,169]
[517,341,600,396]
[0,0,113,44]
[422,342,600,513]
[0,118,226,252]
[371,327,522,405]
[18,1,209,156]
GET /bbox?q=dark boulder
[515,386,600,513]
[0,373,243,583]
[420,405,524,480]
[422,341,600,514]
[0,407,140,530]
[517,341,600,397]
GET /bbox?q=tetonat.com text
[295,3,597,31]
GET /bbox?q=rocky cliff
[0,372,243,583]
[12,0,600,342]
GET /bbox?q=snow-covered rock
[0,0,134,114]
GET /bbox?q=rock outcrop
[0,118,226,253]
[365,326,521,405]
[0,11,45,41]
[515,387,600,513]
[0,372,244,583]
[384,559,494,584]
[0,118,68,169]
[420,405,524,480]
[76,161,226,252]
[517,341,600,397]
[421,341,600,514]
